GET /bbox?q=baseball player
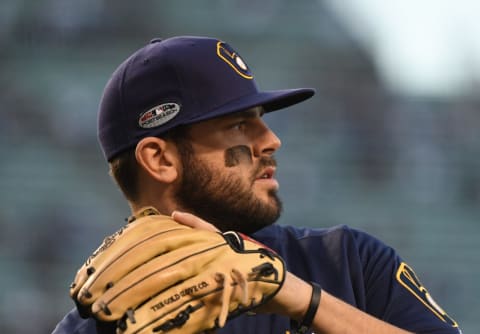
[52,36,461,334]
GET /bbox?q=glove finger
[231,268,248,305]
[71,215,189,299]
[91,240,228,321]
[77,227,211,304]
[75,225,220,306]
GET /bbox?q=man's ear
[134,137,179,183]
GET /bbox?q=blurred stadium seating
[0,1,477,332]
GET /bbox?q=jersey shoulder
[253,223,391,261]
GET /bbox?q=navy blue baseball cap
[98,36,315,161]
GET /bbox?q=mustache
[257,156,277,169]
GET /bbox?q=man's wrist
[290,281,322,334]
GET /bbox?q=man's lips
[256,166,276,180]
[254,166,279,190]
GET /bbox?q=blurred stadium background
[0,1,478,333]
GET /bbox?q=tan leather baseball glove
[70,207,285,334]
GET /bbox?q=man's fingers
[171,211,220,232]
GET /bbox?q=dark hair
[108,125,192,202]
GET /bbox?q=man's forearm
[272,272,413,334]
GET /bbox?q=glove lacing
[215,268,248,327]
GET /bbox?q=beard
[174,149,282,234]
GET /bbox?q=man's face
[174,107,283,234]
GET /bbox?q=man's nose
[252,122,281,157]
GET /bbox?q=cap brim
[187,88,315,124]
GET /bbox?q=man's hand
[171,211,220,232]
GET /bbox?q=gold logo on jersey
[217,41,253,79]
[396,262,458,327]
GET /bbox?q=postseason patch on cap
[216,41,253,80]
[138,103,181,128]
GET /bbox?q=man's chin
[211,202,281,234]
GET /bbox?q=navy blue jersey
[52,224,461,334]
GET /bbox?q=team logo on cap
[138,103,181,128]
[217,41,253,79]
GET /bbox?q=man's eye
[231,122,246,131]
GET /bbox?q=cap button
[150,38,163,44]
